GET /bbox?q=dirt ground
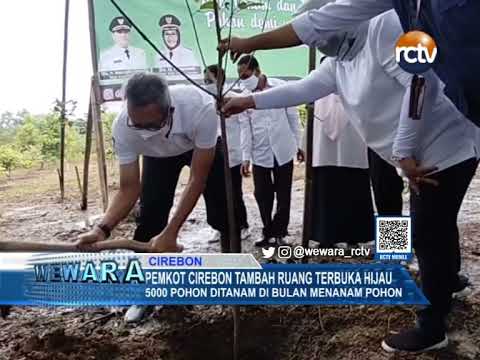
[0,162,479,360]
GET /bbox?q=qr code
[376,217,411,253]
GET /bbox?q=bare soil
[0,162,479,360]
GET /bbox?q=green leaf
[238,1,263,9]
[199,1,215,10]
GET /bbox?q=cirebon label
[395,30,437,74]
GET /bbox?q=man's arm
[286,107,302,149]
[253,59,337,110]
[219,0,392,59]
[222,59,337,116]
[292,0,392,47]
[101,161,141,229]
[77,161,141,248]
[240,112,253,176]
[150,147,216,250]
[285,106,305,162]
[240,112,253,164]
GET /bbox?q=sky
[0,1,92,117]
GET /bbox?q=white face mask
[240,74,259,92]
[203,83,218,95]
[138,125,170,140]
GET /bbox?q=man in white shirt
[204,65,250,242]
[77,73,232,322]
[222,11,479,353]
[155,15,202,82]
[237,55,304,247]
[99,16,147,72]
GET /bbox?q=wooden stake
[59,0,70,201]
[81,90,94,210]
[87,0,109,211]
[90,83,109,211]
[301,47,316,264]
[74,166,83,198]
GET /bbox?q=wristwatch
[391,155,407,163]
[96,223,112,239]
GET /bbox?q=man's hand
[297,149,305,163]
[241,160,251,177]
[222,96,255,117]
[218,36,253,62]
[76,227,106,251]
[149,228,183,253]
[398,158,439,195]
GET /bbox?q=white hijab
[295,0,369,61]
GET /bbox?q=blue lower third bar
[0,264,428,307]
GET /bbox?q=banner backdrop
[92,0,309,101]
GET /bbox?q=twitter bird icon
[262,247,275,259]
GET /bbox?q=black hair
[204,64,225,86]
[237,55,259,71]
[124,72,170,109]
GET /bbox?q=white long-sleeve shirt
[254,11,477,172]
[223,114,245,168]
[291,0,392,47]
[311,94,368,168]
[241,79,302,168]
[206,87,248,168]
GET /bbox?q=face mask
[240,74,259,92]
[138,125,170,140]
[203,83,218,95]
[128,107,173,140]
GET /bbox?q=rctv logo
[395,30,437,74]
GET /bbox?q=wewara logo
[395,30,437,74]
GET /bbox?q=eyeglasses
[127,106,174,134]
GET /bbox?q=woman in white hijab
[222,9,479,354]
[308,57,373,248]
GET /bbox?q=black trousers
[231,164,249,229]
[412,158,477,330]
[252,159,293,239]
[368,148,404,215]
[133,138,231,244]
